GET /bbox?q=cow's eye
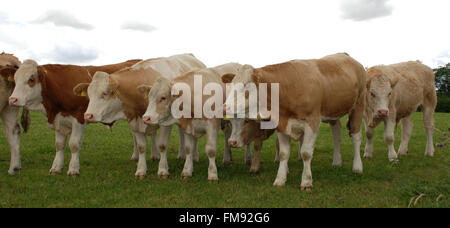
[388,92,392,96]
[244,120,249,124]
[160,96,167,101]
[28,78,35,83]
[102,92,108,97]
[370,92,376,97]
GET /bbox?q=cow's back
[259,53,365,120]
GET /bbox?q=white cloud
[340,0,393,21]
[47,42,99,64]
[32,10,94,30]
[121,21,157,32]
[433,50,450,67]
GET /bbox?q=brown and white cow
[7,59,140,176]
[0,52,30,175]
[364,61,437,161]
[141,63,242,181]
[74,54,206,179]
[223,53,366,191]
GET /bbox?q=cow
[364,61,437,162]
[6,59,141,176]
[222,53,367,191]
[141,63,242,181]
[74,54,206,179]
[0,52,30,175]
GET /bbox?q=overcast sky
[1,0,449,68]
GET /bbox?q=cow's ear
[0,67,17,82]
[73,83,90,97]
[221,73,236,84]
[390,76,400,88]
[137,85,152,98]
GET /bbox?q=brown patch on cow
[159,144,166,152]
[207,149,215,158]
[138,146,145,154]
[185,147,191,155]
[37,60,140,125]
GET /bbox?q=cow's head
[227,118,260,148]
[8,60,44,108]
[221,64,259,118]
[140,77,175,125]
[366,68,399,118]
[74,71,124,124]
[0,52,21,70]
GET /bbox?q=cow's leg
[423,94,436,157]
[348,93,364,173]
[193,137,199,163]
[245,144,252,166]
[250,140,261,174]
[130,133,139,162]
[157,125,172,179]
[150,133,160,161]
[205,125,219,182]
[1,106,21,175]
[181,133,195,179]
[299,124,318,191]
[134,132,147,179]
[398,115,413,156]
[50,130,67,174]
[298,134,304,161]
[177,125,186,160]
[223,124,233,165]
[384,118,398,162]
[273,132,291,187]
[330,120,342,167]
[364,119,380,159]
[67,122,86,176]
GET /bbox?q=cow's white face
[228,118,259,148]
[141,77,174,125]
[83,72,125,124]
[9,60,43,109]
[367,75,398,118]
[223,65,257,117]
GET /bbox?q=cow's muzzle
[8,97,19,106]
[84,113,95,122]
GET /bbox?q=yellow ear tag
[81,91,87,97]
[223,115,231,121]
[7,76,14,82]
[144,93,148,99]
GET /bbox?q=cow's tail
[20,108,31,133]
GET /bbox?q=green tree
[434,63,450,96]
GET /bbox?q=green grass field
[0,112,448,208]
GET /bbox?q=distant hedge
[436,96,450,113]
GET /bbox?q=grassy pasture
[0,112,448,208]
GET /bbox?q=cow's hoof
[159,174,169,179]
[300,186,313,193]
[8,167,21,176]
[363,153,373,159]
[150,156,160,162]
[49,169,61,175]
[223,160,233,166]
[208,178,219,183]
[273,179,286,187]
[249,168,259,174]
[67,171,80,177]
[130,157,139,162]
[352,168,363,175]
[136,174,147,180]
[389,158,400,166]
[177,156,186,161]
[181,175,191,180]
[332,163,342,168]
[274,159,280,163]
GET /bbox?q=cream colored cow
[223,53,367,191]
[364,61,437,161]
[0,52,29,175]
